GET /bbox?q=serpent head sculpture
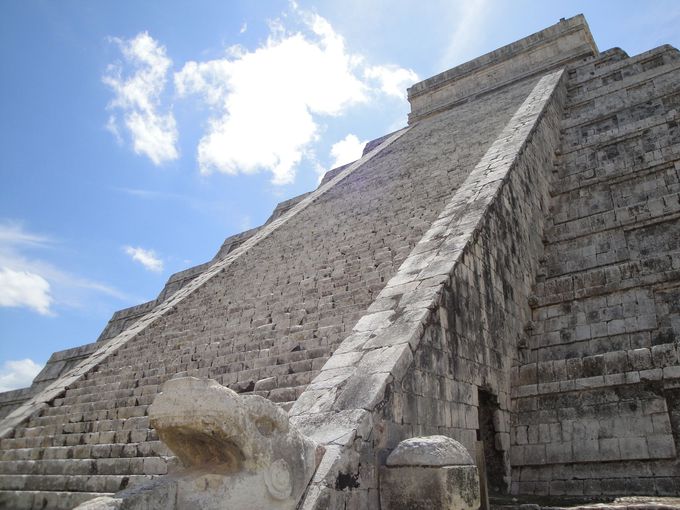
[148,377,319,509]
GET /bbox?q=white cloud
[104,32,179,165]
[174,7,417,185]
[364,65,419,99]
[329,133,366,169]
[0,268,52,315]
[240,22,248,34]
[175,13,367,185]
[0,222,51,247]
[0,359,43,392]
[0,221,128,314]
[124,246,164,272]
[439,0,492,68]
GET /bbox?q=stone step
[533,259,680,310]
[264,384,308,403]
[1,418,154,448]
[0,490,114,510]
[48,359,325,411]
[514,345,678,387]
[559,109,677,159]
[94,332,338,370]
[27,410,151,436]
[37,402,150,423]
[12,424,156,447]
[70,343,332,393]
[7,364,324,452]
[59,385,159,406]
[0,455,169,476]
[249,368,321,394]
[0,473,157,493]
[551,130,679,197]
[564,47,629,79]
[0,440,169,462]
[562,85,680,141]
[565,47,679,100]
[41,355,330,413]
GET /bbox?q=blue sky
[1,0,679,391]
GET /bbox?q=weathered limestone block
[75,377,319,510]
[380,436,480,510]
[152,377,318,509]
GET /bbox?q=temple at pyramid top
[407,14,599,122]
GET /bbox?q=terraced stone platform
[0,55,538,510]
[511,45,680,496]
[1,14,679,510]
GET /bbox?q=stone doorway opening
[477,388,507,496]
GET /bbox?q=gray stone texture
[385,435,475,467]
[292,64,567,509]
[1,13,680,510]
[511,42,680,498]
[0,43,535,509]
[380,462,480,510]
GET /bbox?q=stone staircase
[0,68,539,509]
[511,45,680,497]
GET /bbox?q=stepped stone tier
[2,14,680,509]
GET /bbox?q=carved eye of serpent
[264,458,292,500]
[255,416,277,436]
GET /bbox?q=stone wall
[510,44,680,498]
[291,68,566,508]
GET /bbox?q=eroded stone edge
[291,69,567,508]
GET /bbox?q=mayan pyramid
[1,14,679,510]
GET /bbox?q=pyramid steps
[0,58,540,507]
[511,45,680,497]
[0,490,116,510]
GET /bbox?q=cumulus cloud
[102,8,418,183]
[175,13,367,184]
[174,8,417,185]
[104,32,178,165]
[0,221,127,314]
[0,268,52,315]
[124,246,164,272]
[0,359,43,392]
[364,65,419,99]
[329,133,366,169]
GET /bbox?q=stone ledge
[562,80,680,133]
[492,495,680,510]
[512,366,680,399]
[561,109,680,157]
[565,52,680,110]
[510,433,677,466]
[407,15,595,123]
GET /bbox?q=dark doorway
[477,388,507,495]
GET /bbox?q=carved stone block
[380,436,480,510]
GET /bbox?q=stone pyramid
[1,14,679,510]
